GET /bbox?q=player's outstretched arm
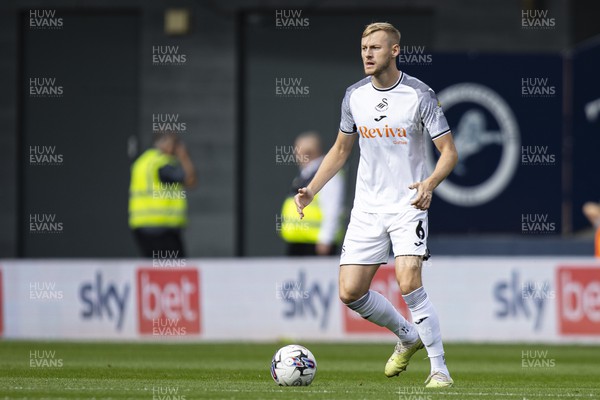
[410,133,458,210]
[294,131,356,218]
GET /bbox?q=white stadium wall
[0,257,599,343]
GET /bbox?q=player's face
[361,31,398,76]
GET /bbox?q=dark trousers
[287,243,338,256]
[133,228,186,258]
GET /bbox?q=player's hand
[294,187,314,219]
[316,243,332,256]
[174,140,188,159]
[409,181,433,210]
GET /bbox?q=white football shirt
[339,71,450,213]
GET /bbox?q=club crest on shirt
[374,98,388,112]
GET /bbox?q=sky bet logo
[137,269,200,335]
[79,272,130,331]
[278,270,335,330]
[557,267,600,335]
[494,270,550,331]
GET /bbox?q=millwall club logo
[426,83,520,207]
[375,98,388,112]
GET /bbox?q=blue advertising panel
[398,54,563,234]
[572,40,600,231]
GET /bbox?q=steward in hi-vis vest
[279,132,345,256]
[280,166,323,244]
[129,132,197,258]
[129,148,187,229]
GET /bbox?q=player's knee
[398,280,420,296]
[339,285,366,305]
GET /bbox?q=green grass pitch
[1,341,599,399]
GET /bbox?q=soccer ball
[270,344,317,386]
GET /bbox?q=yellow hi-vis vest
[280,194,323,243]
[128,149,187,229]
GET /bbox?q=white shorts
[340,208,429,265]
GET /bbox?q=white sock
[403,286,450,376]
[347,290,417,343]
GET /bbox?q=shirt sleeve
[420,87,451,140]
[339,89,357,134]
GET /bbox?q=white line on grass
[6,386,599,398]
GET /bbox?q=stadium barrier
[1,257,599,343]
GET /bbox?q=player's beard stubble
[365,55,394,77]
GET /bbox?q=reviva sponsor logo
[358,125,407,139]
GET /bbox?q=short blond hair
[362,22,401,45]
